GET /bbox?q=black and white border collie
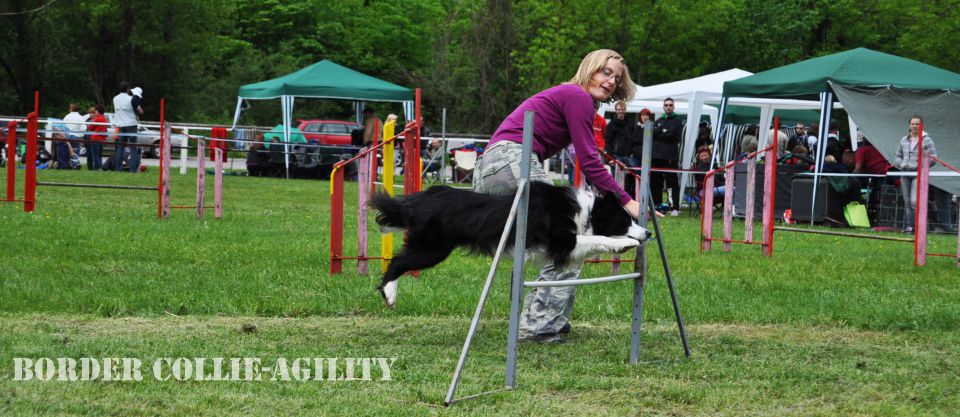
[370,182,651,308]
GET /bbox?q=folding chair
[451,149,477,183]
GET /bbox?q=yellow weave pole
[381,120,396,273]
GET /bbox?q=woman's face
[640,113,651,123]
[909,118,922,135]
[587,58,624,102]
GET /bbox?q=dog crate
[877,183,956,232]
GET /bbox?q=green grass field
[1,168,958,416]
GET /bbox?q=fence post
[196,138,206,219]
[330,163,345,274]
[6,121,16,202]
[381,121,396,273]
[701,173,715,252]
[160,125,171,218]
[214,148,223,219]
[357,152,371,274]
[157,99,165,218]
[744,160,756,242]
[370,119,380,194]
[914,123,929,266]
[24,113,38,213]
[761,118,779,257]
[722,166,735,252]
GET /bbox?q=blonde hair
[568,49,636,104]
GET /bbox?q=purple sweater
[490,84,631,205]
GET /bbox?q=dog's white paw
[608,238,640,253]
[380,280,398,309]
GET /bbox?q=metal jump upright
[444,112,690,406]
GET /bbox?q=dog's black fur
[370,182,644,306]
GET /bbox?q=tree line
[1,0,957,134]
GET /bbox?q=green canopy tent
[721,47,960,223]
[230,60,415,177]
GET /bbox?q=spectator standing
[86,105,108,170]
[651,97,684,216]
[473,49,641,343]
[112,81,141,172]
[787,122,807,151]
[893,115,938,233]
[604,100,636,197]
[130,87,145,116]
[632,108,653,163]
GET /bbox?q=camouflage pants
[473,141,581,339]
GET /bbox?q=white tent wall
[831,84,960,196]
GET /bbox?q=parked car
[103,113,187,158]
[297,119,357,145]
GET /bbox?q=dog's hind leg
[378,242,454,308]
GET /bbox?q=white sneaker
[669,210,680,217]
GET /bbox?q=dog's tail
[370,193,406,231]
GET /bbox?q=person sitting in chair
[692,146,727,202]
[422,138,443,176]
[246,134,270,177]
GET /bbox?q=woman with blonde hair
[472,49,639,343]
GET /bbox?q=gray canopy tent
[231,60,415,176]
[722,48,960,221]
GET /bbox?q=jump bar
[775,226,913,242]
[523,272,641,288]
[36,181,156,191]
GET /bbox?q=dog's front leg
[570,235,640,261]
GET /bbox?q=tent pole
[711,97,728,170]
[847,115,859,151]
[229,97,243,131]
[680,93,702,192]
[283,95,292,179]
[441,107,447,184]
[355,101,364,128]
[809,92,833,225]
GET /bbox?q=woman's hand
[624,200,640,218]
[624,199,664,219]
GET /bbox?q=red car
[297,119,356,146]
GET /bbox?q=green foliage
[2,0,960,132]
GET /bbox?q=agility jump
[4,93,224,219]
[443,113,689,405]
[329,89,423,274]
[699,118,960,267]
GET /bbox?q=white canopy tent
[598,69,751,189]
